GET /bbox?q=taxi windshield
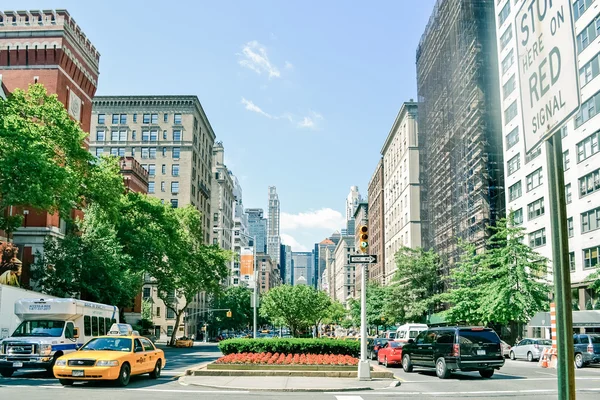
[81,337,133,352]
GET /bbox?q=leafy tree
[386,247,443,323]
[322,300,347,326]
[348,282,392,328]
[211,286,254,332]
[259,285,332,337]
[32,205,140,309]
[0,84,95,235]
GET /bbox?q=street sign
[515,0,580,153]
[349,255,377,264]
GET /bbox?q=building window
[575,92,600,128]
[173,130,182,141]
[507,154,520,175]
[526,168,543,192]
[98,114,105,124]
[213,213,219,222]
[171,182,179,194]
[148,164,156,176]
[501,49,514,75]
[504,100,518,124]
[143,113,150,124]
[141,148,149,159]
[111,148,118,156]
[561,125,568,138]
[162,164,167,174]
[119,130,127,142]
[164,113,168,122]
[509,181,522,201]
[513,208,523,225]
[566,184,572,204]
[527,197,545,220]
[174,113,182,124]
[529,228,547,248]
[577,13,600,53]
[506,126,519,149]
[166,309,175,319]
[143,287,151,299]
[579,168,600,197]
[151,113,158,124]
[563,150,571,171]
[131,148,135,156]
[170,199,179,208]
[161,182,165,192]
[142,130,150,141]
[579,52,600,88]
[146,130,156,141]
[163,130,167,140]
[132,130,137,140]
[173,147,181,158]
[96,130,105,141]
[95,147,103,157]
[112,114,119,124]
[576,130,600,162]
[118,148,125,157]
[581,206,600,233]
[583,245,600,269]
[120,114,127,124]
[149,148,156,159]
[111,131,119,141]
[213,238,218,245]
[503,75,516,99]
[148,182,155,194]
[574,0,595,21]
[526,145,542,163]
[162,147,167,157]
[498,1,510,26]
[500,24,513,50]
[133,113,137,123]
[570,252,576,271]
[172,164,180,176]
[568,217,574,237]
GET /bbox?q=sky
[7,0,437,252]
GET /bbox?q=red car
[377,340,403,367]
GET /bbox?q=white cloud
[238,41,281,79]
[297,111,324,129]
[241,97,274,119]
[281,233,309,252]
[284,61,294,70]
[281,208,345,232]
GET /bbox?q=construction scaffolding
[417,0,505,270]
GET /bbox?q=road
[2,347,600,399]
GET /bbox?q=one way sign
[349,255,377,264]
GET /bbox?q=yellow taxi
[53,323,165,387]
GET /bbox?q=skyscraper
[346,186,362,221]
[417,0,504,265]
[246,208,267,253]
[267,186,281,266]
[292,252,313,286]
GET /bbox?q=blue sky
[8,0,437,251]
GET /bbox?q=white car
[509,338,551,361]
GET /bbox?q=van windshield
[12,320,65,337]
[409,330,422,338]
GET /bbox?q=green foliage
[32,205,140,309]
[348,282,393,328]
[322,300,347,326]
[218,338,359,357]
[386,247,443,323]
[259,285,332,337]
[0,84,99,234]
[211,286,254,332]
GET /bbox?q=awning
[528,310,600,328]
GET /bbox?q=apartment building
[333,235,356,306]
[211,142,234,250]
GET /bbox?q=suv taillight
[452,344,459,357]
[588,344,594,353]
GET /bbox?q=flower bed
[214,352,359,366]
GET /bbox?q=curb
[179,379,375,392]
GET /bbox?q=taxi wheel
[117,363,131,387]
[59,379,74,386]
[149,360,162,379]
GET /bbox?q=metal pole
[545,134,575,400]
[357,263,371,380]
[253,235,258,339]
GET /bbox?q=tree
[0,84,95,236]
[259,285,332,337]
[348,282,393,329]
[211,286,254,332]
[386,247,443,323]
[32,204,140,310]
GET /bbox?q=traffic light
[359,225,368,254]
[226,310,232,318]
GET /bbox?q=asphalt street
[1,345,600,399]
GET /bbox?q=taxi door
[132,338,147,375]
[140,338,159,372]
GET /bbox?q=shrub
[215,352,358,366]
[218,338,360,357]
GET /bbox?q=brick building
[367,159,385,284]
[0,10,100,286]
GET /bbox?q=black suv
[401,327,505,379]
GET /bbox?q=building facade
[382,102,422,283]
[292,251,313,286]
[120,156,150,194]
[417,0,504,267]
[316,238,336,290]
[333,235,356,306]
[367,158,385,284]
[211,142,234,250]
[1,10,100,285]
[267,186,281,266]
[231,173,249,287]
[280,244,293,285]
[246,208,267,253]
[257,253,281,293]
[494,0,600,308]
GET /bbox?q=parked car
[509,338,551,362]
[574,334,600,368]
[377,341,403,367]
[401,326,504,379]
[368,338,389,360]
[500,340,512,358]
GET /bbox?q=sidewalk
[180,375,400,392]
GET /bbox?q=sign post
[515,1,579,398]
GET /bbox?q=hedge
[218,338,360,357]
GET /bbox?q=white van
[0,298,118,377]
[394,323,428,343]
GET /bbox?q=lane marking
[335,397,364,400]
[334,388,600,396]
[126,388,250,394]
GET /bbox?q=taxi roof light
[107,323,135,336]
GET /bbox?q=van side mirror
[408,339,415,344]
[73,328,79,339]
